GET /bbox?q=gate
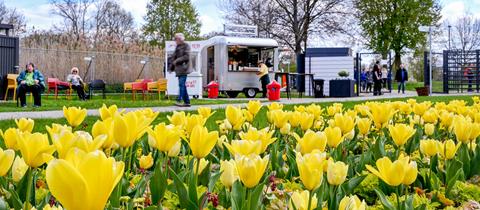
[355,52,393,95]
[0,24,20,100]
[423,51,445,93]
[444,50,479,93]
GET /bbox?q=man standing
[395,63,408,94]
[257,61,270,98]
[170,33,192,107]
[17,63,45,107]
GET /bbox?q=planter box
[329,79,355,97]
[415,86,429,96]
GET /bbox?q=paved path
[0,91,478,120]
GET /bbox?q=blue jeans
[398,82,405,93]
[177,75,190,104]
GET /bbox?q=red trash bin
[207,81,219,98]
[267,80,281,101]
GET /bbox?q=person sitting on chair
[17,63,45,107]
[67,67,87,100]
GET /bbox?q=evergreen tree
[143,0,201,46]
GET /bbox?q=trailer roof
[207,36,278,47]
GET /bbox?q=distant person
[366,69,373,93]
[169,33,191,107]
[395,63,408,94]
[257,60,270,98]
[360,68,367,91]
[67,67,87,100]
[464,64,474,92]
[381,65,388,89]
[17,63,45,107]
[265,57,273,68]
[372,61,382,95]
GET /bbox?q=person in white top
[67,67,87,100]
[381,65,388,89]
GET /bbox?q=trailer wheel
[225,91,239,98]
[193,95,199,99]
[244,88,257,98]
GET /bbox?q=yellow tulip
[1,128,20,150]
[267,102,283,111]
[239,128,262,141]
[184,114,207,135]
[422,109,438,124]
[439,140,459,160]
[147,123,182,153]
[98,104,119,120]
[15,118,34,132]
[300,112,315,131]
[420,139,440,157]
[398,102,412,115]
[46,150,124,210]
[289,190,317,210]
[225,140,262,155]
[167,111,187,127]
[424,123,435,136]
[469,123,480,142]
[453,116,473,143]
[220,160,238,188]
[366,154,417,186]
[17,132,55,168]
[247,100,262,116]
[243,109,255,122]
[226,105,246,130]
[280,123,291,135]
[306,104,323,120]
[357,118,372,136]
[294,130,327,154]
[367,102,396,129]
[327,103,343,116]
[334,113,355,135]
[113,112,149,148]
[324,126,344,148]
[193,158,209,175]
[189,125,219,159]
[413,102,431,116]
[46,123,72,140]
[327,161,348,185]
[91,118,115,149]
[388,124,416,146]
[73,131,106,153]
[271,110,290,129]
[235,154,269,188]
[63,106,87,127]
[294,105,306,113]
[12,156,28,182]
[0,148,14,176]
[296,151,327,191]
[197,107,214,119]
[138,153,154,170]
[240,128,277,152]
[52,130,76,159]
[338,195,367,210]
[167,141,182,157]
[42,205,64,210]
[289,111,303,128]
[137,108,159,121]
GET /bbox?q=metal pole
[448,25,451,50]
[429,27,433,95]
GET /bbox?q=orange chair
[4,74,18,101]
[147,78,168,100]
[46,78,72,100]
[131,79,153,101]
[123,79,143,99]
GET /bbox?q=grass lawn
[0,93,248,113]
[405,81,444,92]
[0,95,475,134]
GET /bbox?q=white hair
[175,33,185,41]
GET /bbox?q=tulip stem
[395,186,401,210]
[195,158,202,210]
[24,168,33,210]
[307,190,313,210]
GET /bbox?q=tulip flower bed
[1,97,480,210]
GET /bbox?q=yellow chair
[4,74,18,101]
[147,78,168,100]
[123,79,143,99]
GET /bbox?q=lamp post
[419,25,433,95]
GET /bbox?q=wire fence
[19,48,165,84]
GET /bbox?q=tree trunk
[393,51,401,72]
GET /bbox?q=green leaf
[231,180,246,210]
[405,194,414,210]
[248,184,265,210]
[169,167,197,209]
[458,144,471,177]
[208,171,221,192]
[7,188,23,210]
[341,175,366,194]
[374,189,395,210]
[446,169,461,196]
[108,176,125,208]
[150,161,168,205]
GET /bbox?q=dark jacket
[17,69,46,89]
[372,64,381,81]
[171,42,191,76]
[395,68,408,82]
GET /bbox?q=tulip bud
[12,156,28,182]
[220,160,238,188]
[63,106,87,127]
[420,139,439,157]
[14,118,34,133]
[327,161,348,186]
[424,123,435,136]
[289,190,317,210]
[139,153,154,170]
[338,195,367,210]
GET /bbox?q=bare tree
[50,0,94,43]
[93,0,135,43]
[0,1,27,35]
[220,0,348,54]
[451,15,480,51]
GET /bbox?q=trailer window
[227,46,275,72]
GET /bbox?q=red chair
[46,78,72,100]
[131,79,153,101]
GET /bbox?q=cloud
[117,0,149,26]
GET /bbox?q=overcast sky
[3,0,480,41]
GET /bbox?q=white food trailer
[166,36,279,98]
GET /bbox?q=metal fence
[19,48,165,84]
